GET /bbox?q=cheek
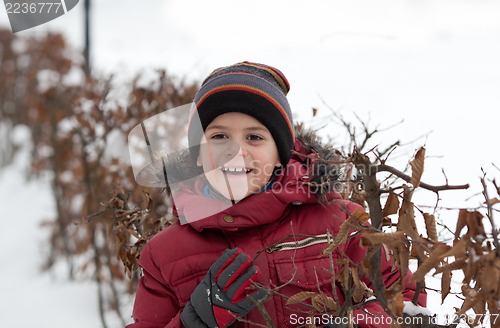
[254,157,279,177]
[199,148,219,171]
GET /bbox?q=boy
[127,62,426,328]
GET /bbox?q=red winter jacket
[127,137,426,328]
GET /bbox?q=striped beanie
[188,61,294,165]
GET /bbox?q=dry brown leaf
[313,294,337,311]
[434,258,467,274]
[383,192,400,217]
[311,296,324,312]
[410,242,418,259]
[352,208,371,225]
[410,147,425,188]
[321,223,349,255]
[455,209,468,241]
[468,211,486,241]
[398,244,410,285]
[410,237,431,260]
[361,231,407,250]
[441,238,468,259]
[336,258,350,287]
[411,243,451,282]
[486,300,500,328]
[423,213,438,242]
[472,295,486,325]
[387,292,405,317]
[479,251,500,295]
[352,280,373,304]
[487,197,500,205]
[455,210,485,242]
[397,188,419,239]
[286,291,317,305]
[383,216,392,227]
[321,209,368,255]
[458,285,477,316]
[441,270,452,304]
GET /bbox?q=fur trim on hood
[291,124,345,203]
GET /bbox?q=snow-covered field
[0,130,133,328]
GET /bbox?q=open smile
[221,167,253,175]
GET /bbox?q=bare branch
[377,164,469,192]
[480,172,500,256]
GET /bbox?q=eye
[210,133,228,140]
[247,134,264,141]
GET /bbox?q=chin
[222,188,251,201]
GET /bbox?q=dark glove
[180,248,269,328]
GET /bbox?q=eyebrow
[205,125,269,132]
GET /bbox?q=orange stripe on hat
[190,84,294,139]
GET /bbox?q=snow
[0,135,133,328]
[215,294,224,303]
[403,301,433,317]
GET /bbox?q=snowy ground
[0,130,134,328]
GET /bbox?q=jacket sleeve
[126,242,183,328]
[343,229,427,328]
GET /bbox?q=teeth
[222,167,251,173]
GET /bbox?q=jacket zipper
[266,231,359,253]
[266,234,332,253]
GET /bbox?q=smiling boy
[127,62,426,328]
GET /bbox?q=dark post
[83,0,91,77]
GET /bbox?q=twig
[380,144,399,164]
[424,286,462,295]
[350,148,394,320]
[412,256,424,305]
[480,173,500,256]
[77,208,113,223]
[246,292,274,328]
[326,230,340,307]
[377,164,469,192]
[493,178,500,197]
[338,269,354,317]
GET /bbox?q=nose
[225,141,248,158]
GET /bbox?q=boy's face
[197,112,281,200]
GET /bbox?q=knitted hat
[188,61,294,165]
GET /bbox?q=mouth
[221,167,253,175]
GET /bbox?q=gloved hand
[180,248,269,328]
